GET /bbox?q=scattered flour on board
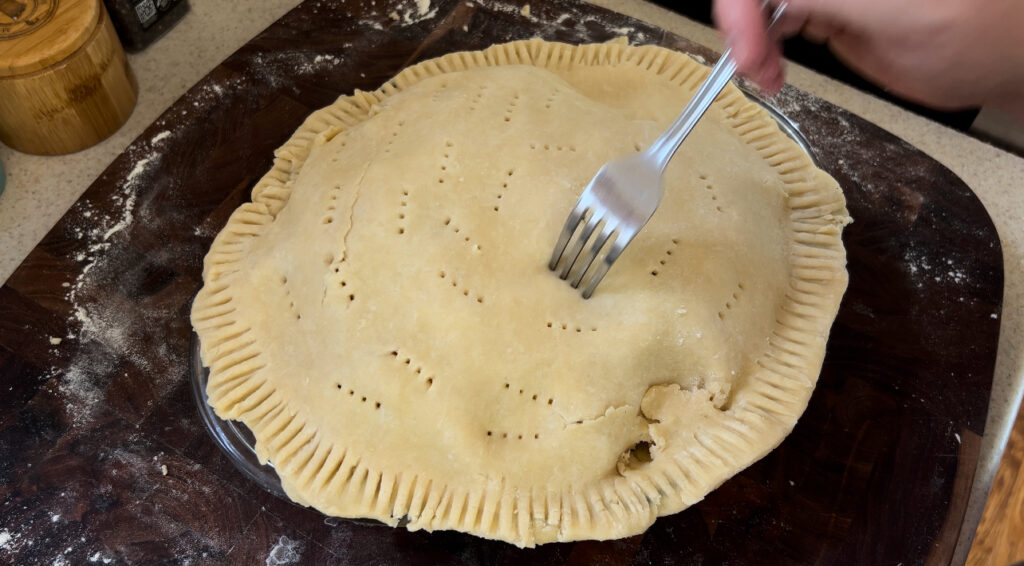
[607,25,635,36]
[56,132,175,428]
[248,50,351,89]
[904,246,976,289]
[768,86,935,203]
[162,78,244,134]
[0,530,27,556]
[266,536,304,566]
[387,0,438,25]
[381,0,651,41]
[314,54,341,66]
[765,88,996,298]
[100,156,150,242]
[904,247,932,279]
[765,87,863,172]
[544,10,649,44]
[185,81,232,109]
[470,1,652,44]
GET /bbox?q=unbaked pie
[192,38,850,546]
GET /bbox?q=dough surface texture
[191,39,850,547]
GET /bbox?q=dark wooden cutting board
[0,0,1003,564]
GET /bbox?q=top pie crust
[191,39,850,547]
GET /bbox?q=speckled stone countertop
[1,0,1021,562]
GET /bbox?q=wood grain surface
[0,0,1004,564]
[968,399,1024,565]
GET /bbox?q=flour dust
[55,127,181,428]
[265,536,304,566]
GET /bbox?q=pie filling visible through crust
[191,39,850,547]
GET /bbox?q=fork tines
[548,199,628,299]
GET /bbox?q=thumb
[713,0,788,91]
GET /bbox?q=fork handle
[646,2,788,172]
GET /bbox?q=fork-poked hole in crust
[335,383,382,410]
[717,282,746,320]
[546,321,598,332]
[502,381,553,405]
[389,348,435,389]
[438,268,484,303]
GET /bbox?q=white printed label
[134,0,157,27]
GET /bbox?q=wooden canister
[0,0,138,155]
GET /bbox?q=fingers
[783,0,887,29]
[773,8,808,38]
[713,0,785,90]
[713,0,772,72]
[824,29,928,105]
[801,16,836,44]
[760,39,785,93]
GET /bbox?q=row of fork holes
[503,93,519,122]
[529,143,576,152]
[487,431,539,440]
[389,350,434,387]
[699,173,724,213]
[651,239,681,277]
[494,169,514,211]
[335,384,381,409]
[547,322,597,332]
[438,270,484,303]
[477,88,563,116]
[281,276,300,320]
[718,282,746,320]
[330,258,354,302]
[323,183,341,224]
[490,379,552,439]
[400,141,450,234]
[398,189,409,234]
[443,217,482,251]
[504,383,553,405]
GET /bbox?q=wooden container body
[0,4,138,155]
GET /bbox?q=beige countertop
[1,0,1021,561]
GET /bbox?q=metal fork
[548,2,788,298]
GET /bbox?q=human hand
[713,0,1024,117]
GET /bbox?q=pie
[191,38,850,547]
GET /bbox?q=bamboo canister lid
[0,0,138,155]
[1,0,99,75]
